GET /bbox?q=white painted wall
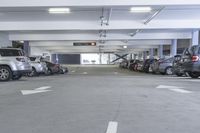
[0,32,11,47]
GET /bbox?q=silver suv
[0,48,32,81]
[27,56,48,77]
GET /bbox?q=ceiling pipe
[130,29,142,37]
[144,6,165,25]
[106,8,112,26]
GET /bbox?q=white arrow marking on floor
[83,72,88,74]
[71,70,76,73]
[156,85,192,94]
[21,86,52,95]
[106,121,118,133]
[114,72,118,74]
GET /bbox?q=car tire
[12,74,22,80]
[175,73,183,77]
[165,67,173,75]
[46,69,53,75]
[188,72,200,78]
[0,66,12,81]
[28,67,38,77]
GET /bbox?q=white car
[27,56,48,77]
[0,48,32,81]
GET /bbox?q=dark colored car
[150,58,165,74]
[119,60,128,69]
[143,59,157,73]
[129,60,140,71]
[172,55,185,76]
[182,45,200,78]
[127,60,135,70]
[135,61,144,72]
[45,61,60,75]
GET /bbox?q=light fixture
[48,8,70,14]
[19,41,24,43]
[123,45,127,49]
[130,7,152,13]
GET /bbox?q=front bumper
[13,70,32,76]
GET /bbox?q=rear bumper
[183,62,200,72]
[13,70,32,76]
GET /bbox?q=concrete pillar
[143,51,147,60]
[171,39,177,57]
[192,30,199,46]
[133,54,137,60]
[149,48,154,59]
[23,41,30,56]
[158,45,163,59]
[108,53,110,64]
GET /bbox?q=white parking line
[35,86,51,90]
[21,86,52,95]
[106,121,118,133]
[169,88,193,94]
[156,85,192,94]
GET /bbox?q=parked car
[0,48,32,81]
[127,60,135,70]
[135,61,144,72]
[129,60,140,71]
[59,65,69,74]
[143,59,157,73]
[182,45,200,78]
[158,57,174,75]
[45,61,61,75]
[119,60,128,68]
[27,56,48,77]
[172,55,185,76]
[150,58,165,74]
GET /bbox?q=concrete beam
[0,0,200,7]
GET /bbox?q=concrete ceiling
[0,0,199,53]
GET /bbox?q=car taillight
[16,58,25,62]
[192,56,199,62]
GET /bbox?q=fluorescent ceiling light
[123,45,127,49]
[48,8,70,14]
[130,7,152,13]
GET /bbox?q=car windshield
[0,49,24,57]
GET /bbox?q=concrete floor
[0,65,200,133]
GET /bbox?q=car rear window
[29,57,36,61]
[0,49,24,57]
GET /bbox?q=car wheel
[165,67,173,75]
[46,69,53,75]
[12,74,22,80]
[28,67,38,77]
[188,72,200,78]
[175,73,183,77]
[59,69,64,74]
[0,66,12,81]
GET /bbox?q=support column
[143,51,147,60]
[192,30,199,46]
[108,53,110,64]
[158,45,163,59]
[170,39,177,57]
[23,41,30,56]
[149,48,154,59]
[133,54,137,60]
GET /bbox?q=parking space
[0,66,200,133]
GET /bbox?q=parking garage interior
[1,1,200,133]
